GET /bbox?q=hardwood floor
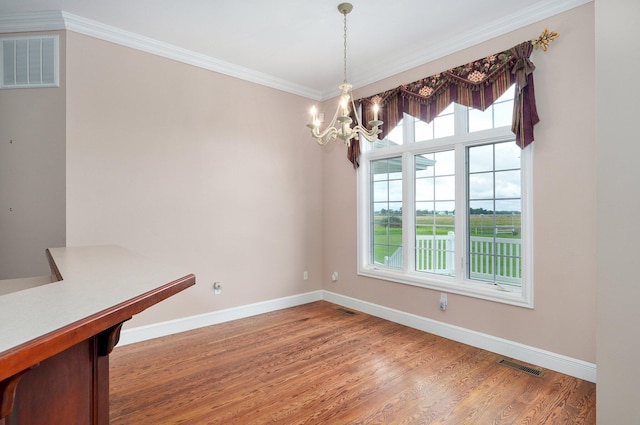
[109,301,595,424]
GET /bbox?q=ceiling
[0,0,588,100]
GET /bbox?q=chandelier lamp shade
[307,3,383,145]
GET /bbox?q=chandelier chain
[343,10,348,83]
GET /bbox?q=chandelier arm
[352,124,382,143]
[309,96,343,143]
[311,126,339,145]
[350,96,383,141]
[350,95,363,127]
[326,101,342,131]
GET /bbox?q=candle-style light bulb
[373,103,379,121]
[341,95,349,116]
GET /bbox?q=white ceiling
[0,0,589,100]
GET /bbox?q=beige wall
[322,4,596,363]
[5,1,640,419]
[0,32,66,279]
[595,0,640,423]
[0,0,607,369]
[64,32,324,327]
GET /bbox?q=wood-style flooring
[109,301,595,424]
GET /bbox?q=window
[358,86,533,307]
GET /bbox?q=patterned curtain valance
[356,41,540,151]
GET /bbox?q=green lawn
[373,213,521,265]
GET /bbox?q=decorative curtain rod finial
[532,28,559,52]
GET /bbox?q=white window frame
[357,105,534,308]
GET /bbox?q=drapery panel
[352,41,539,167]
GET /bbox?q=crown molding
[59,12,322,99]
[338,0,593,98]
[1,0,590,101]
[0,10,65,33]
[0,10,322,100]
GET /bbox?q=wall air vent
[1,35,59,88]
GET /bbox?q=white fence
[383,232,521,284]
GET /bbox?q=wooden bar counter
[0,246,196,425]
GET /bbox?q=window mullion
[403,114,416,274]
[403,151,415,273]
[455,143,467,281]
[404,113,415,145]
[454,103,468,136]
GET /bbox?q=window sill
[358,266,533,308]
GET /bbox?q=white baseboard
[322,291,596,383]
[119,290,323,346]
[119,289,596,383]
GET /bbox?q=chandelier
[307,3,383,145]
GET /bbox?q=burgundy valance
[356,41,539,151]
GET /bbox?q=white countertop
[0,275,53,296]
[0,245,194,358]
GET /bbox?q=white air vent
[1,35,59,88]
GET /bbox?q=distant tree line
[468,208,520,215]
[377,208,520,215]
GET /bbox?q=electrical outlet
[303,271,308,281]
[213,282,222,295]
[331,272,339,282]
[439,293,447,311]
